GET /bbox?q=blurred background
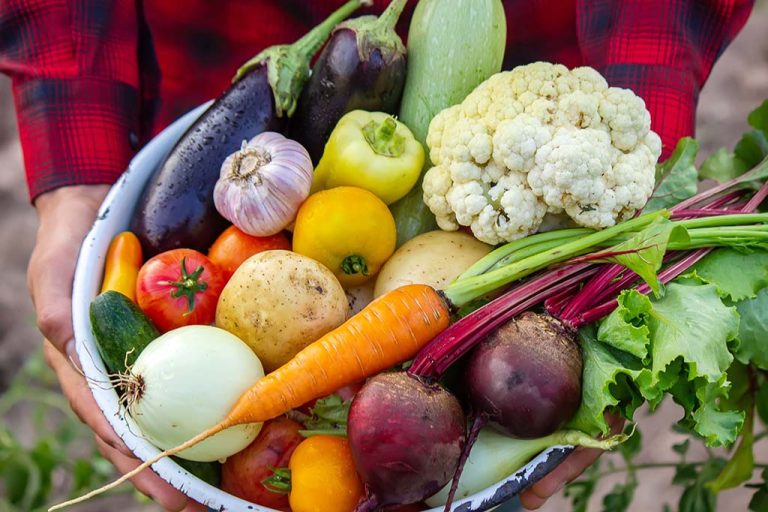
[0,3,767,511]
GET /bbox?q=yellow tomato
[293,187,397,288]
[288,435,365,512]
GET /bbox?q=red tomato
[208,226,291,280]
[135,248,226,332]
[221,416,304,510]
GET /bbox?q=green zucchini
[89,290,160,374]
[390,0,507,246]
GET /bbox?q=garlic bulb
[214,132,313,236]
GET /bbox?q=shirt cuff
[12,75,140,202]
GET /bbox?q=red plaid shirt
[0,0,754,201]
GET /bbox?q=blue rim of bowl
[70,102,574,512]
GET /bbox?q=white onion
[213,132,313,236]
[126,325,265,462]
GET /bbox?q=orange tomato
[208,226,291,279]
[292,187,396,288]
[288,435,365,512]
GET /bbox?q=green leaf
[591,217,688,296]
[750,488,768,512]
[602,481,636,512]
[691,382,745,447]
[678,458,726,512]
[673,463,698,485]
[691,249,768,302]
[597,290,653,360]
[699,148,749,183]
[566,327,643,436]
[672,439,691,456]
[679,483,717,512]
[749,468,768,512]
[598,284,742,446]
[734,130,768,169]
[301,395,351,433]
[748,100,768,134]
[640,284,738,390]
[707,405,753,493]
[647,137,699,212]
[734,288,768,369]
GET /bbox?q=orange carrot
[100,231,143,301]
[50,284,450,511]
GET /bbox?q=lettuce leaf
[578,284,742,446]
[734,288,768,369]
[690,249,768,302]
[566,326,643,436]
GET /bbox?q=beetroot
[465,312,582,439]
[347,372,466,511]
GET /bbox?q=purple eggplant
[289,0,409,163]
[131,0,368,256]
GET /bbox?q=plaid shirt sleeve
[577,0,754,158]
[0,0,141,201]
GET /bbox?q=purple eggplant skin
[130,0,369,256]
[289,0,408,163]
[131,63,283,256]
[290,28,406,163]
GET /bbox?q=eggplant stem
[292,0,369,61]
[232,0,366,116]
[376,0,409,30]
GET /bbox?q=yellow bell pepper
[311,110,425,205]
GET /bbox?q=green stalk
[444,211,667,306]
[673,213,768,230]
[459,228,592,279]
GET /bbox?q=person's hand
[519,414,625,510]
[29,185,205,511]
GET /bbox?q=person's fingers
[93,436,195,512]
[28,185,110,355]
[44,340,134,457]
[519,414,627,510]
[519,446,604,510]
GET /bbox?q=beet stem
[443,415,487,512]
[409,264,597,379]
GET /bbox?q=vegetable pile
[55,1,768,511]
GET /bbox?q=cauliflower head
[423,62,662,245]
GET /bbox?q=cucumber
[390,0,507,246]
[172,457,221,487]
[89,291,160,375]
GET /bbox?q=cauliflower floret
[598,87,652,151]
[470,173,548,244]
[422,165,458,230]
[422,61,662,243]
[492,114,552,172]
[530,128,615,212]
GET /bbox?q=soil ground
[1,4,767,511]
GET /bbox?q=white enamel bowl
[71,104,573,512]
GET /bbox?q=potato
[216,250,348,372]
[346,281,375,316]
[374,231,492,298]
